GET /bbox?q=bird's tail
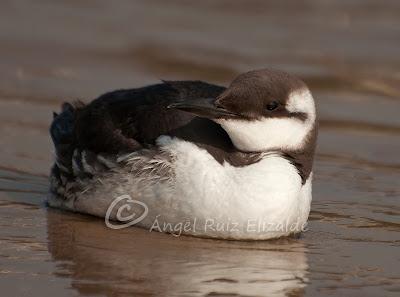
[50,102,81,172]
[49,101,83,200]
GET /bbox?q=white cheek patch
[216,88,316,152]
[217,117,310,152]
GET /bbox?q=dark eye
[266,101,279,111]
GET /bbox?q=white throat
[216,89,316,152]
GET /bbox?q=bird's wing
[49,80,234,199]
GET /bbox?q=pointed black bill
[167,98,238,119]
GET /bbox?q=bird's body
[48,69,317,240]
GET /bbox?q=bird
[48,69,317,240]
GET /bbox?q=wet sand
[0,1,399,296]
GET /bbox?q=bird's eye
[266,101,279,111]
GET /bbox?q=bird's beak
[167,98,238,119]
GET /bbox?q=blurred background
[0,1,399,297]
[1,0,400,173]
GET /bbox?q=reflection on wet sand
[47,210,308,297]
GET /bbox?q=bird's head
[168,69,317,153]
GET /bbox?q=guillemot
[48,69,317,240]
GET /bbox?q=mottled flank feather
[118,148,175,183]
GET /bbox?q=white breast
[137,136,312,240]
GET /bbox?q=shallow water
[0,1,399,296]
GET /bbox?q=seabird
[48,69,317,240]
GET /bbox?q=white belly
[48,137,312,240]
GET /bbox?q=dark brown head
[169,69,317,152]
